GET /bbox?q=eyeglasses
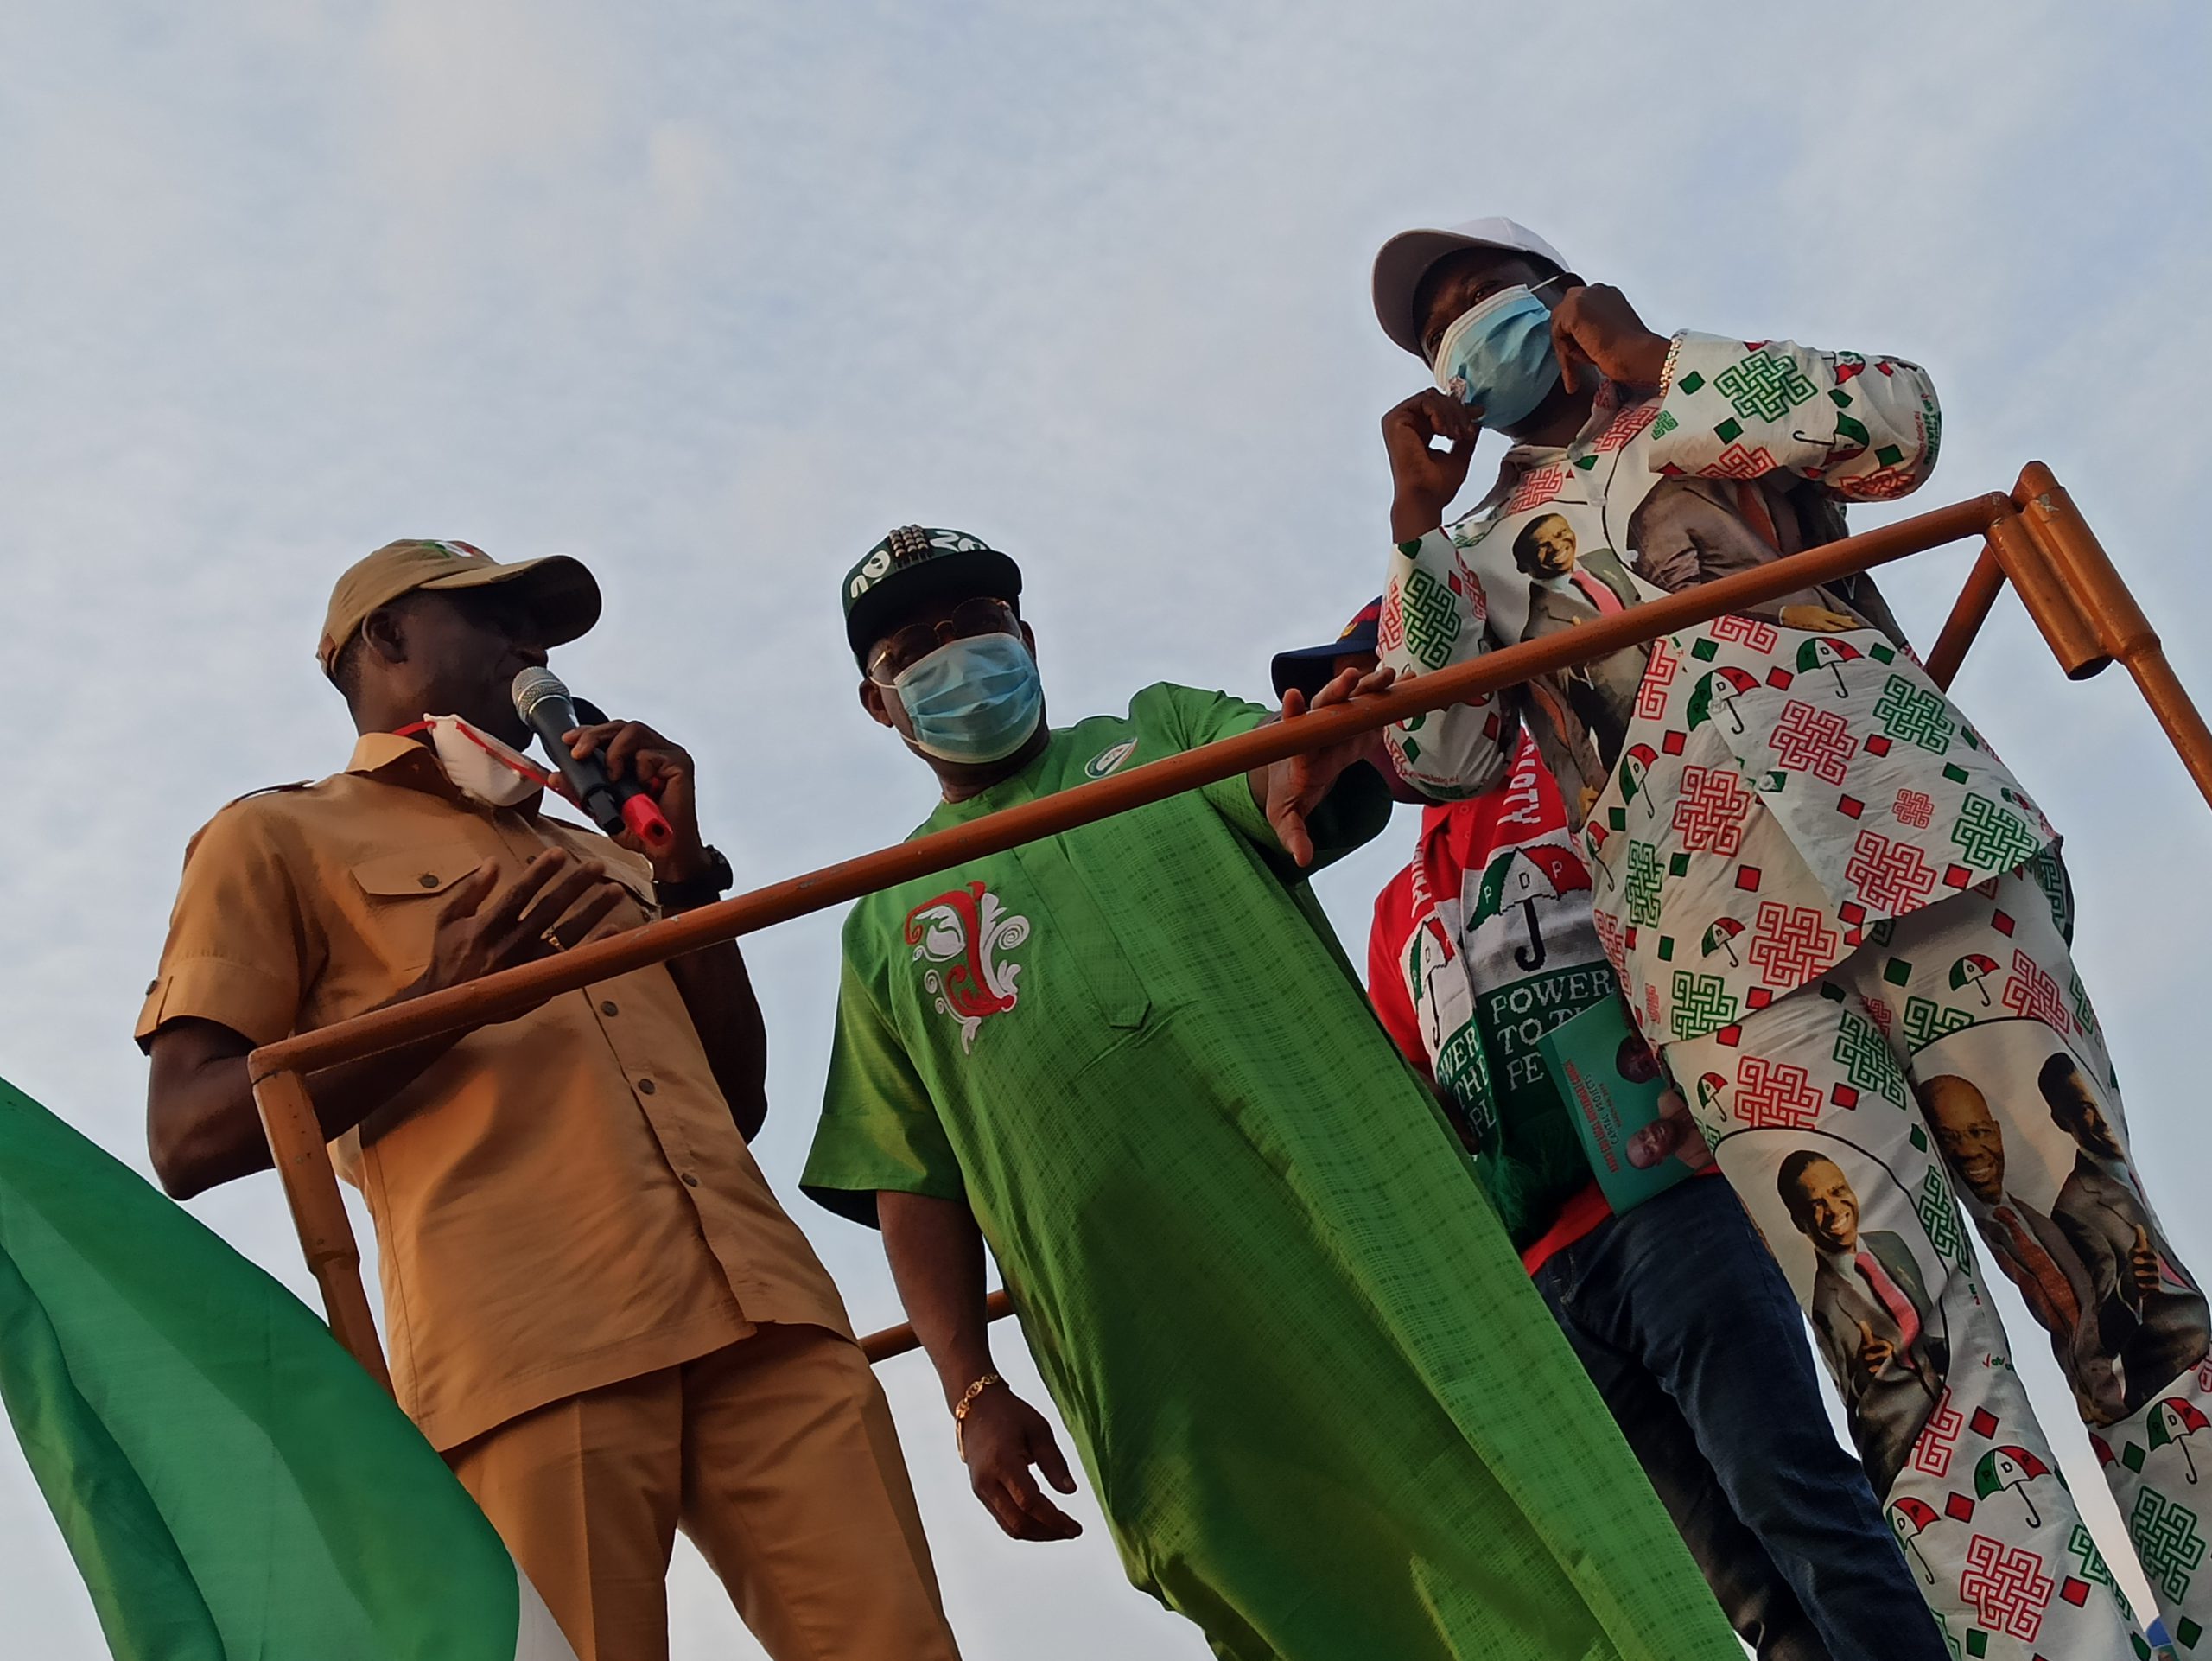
[867,597,1020,684]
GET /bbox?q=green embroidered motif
[1950,793,2041,873]
[1399,565,1462,670]
[2068,1521,2133,1621]
[1833,1012,1904,1102]
[1625,842,1664,927]
[1917,1166,1968,1270]
[1873,672,1955,753]
[1903,995,1974,1050]
[2130,1486,2207,1602]
[1669,971,1741,1038]
[1713,348,1819,423]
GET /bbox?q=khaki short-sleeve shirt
[137,732,851,1450]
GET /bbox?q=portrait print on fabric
[1916,1022,2212,1427]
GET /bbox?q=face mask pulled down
[893,633,1044,766]
[1433,283,1563,430]
[402,715,564,808]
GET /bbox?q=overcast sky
[3,3,2209,1656]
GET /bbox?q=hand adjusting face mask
[400,714,563,808]
[1432,277,1565,430]
[893,633,1045,765]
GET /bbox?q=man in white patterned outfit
[1367,214,2210,1661]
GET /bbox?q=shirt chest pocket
[346,850,491,980]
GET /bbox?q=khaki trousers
[446,1322,961,1661]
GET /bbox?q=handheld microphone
[511,667,677,853]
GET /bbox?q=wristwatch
[653,844,734,913]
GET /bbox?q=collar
[345,729,537,812]
[1475,379,1626,513]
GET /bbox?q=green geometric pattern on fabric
[1670,971,1741,1039]
[1917,1167,1969,1270]
[0,1079,561,1661]
[2068,1521,2133,1622]
[1676,370,1705,395]
[1400,565,1463,670]
[2028,846,2074,943]
[1866,917,1897,951]
[1714,348,1818,422]
[1951,794,2041,873]
[2069,972,2101,1037]
[1651,410,1679,440]
[1832,1011,1904,1103]
[1903,995,1975,1051]
[1874,672,1956,753]
[1625,841,1665,927]
[2132,1486,2208,1601]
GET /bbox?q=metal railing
[241,461,2212,1390]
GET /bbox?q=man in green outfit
[801,524,1742,1661]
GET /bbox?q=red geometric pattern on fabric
[1844,829,1940,915]
[1746,901,1842,990]
[1450,550,1491,625]
[1846,463,1921,502]
[2002,949,2073,1034]
[1644,980,1663,1032]
[1637,635,1681,720]
[1377,579,1406,653]
[1701,442,1780,480]
[1893,788,1935,829]
[1708,613,1781,652]
[1672,764,1753,856]
[1770,699,1855,786]
[1865,996,1895,1037]
[1592,908,1629,979]
[1960,1533,2055,1642]
[1505,463,1569,513]
[1592,400,1661,453]
[1732,1053,1824,1130]
[1913,1388,1964,1477]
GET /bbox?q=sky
[2,2,2209,1655]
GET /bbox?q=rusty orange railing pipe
[239,473,2209,1381]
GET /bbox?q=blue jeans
[1530,1176,1948,1661]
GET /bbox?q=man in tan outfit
[138,539,961,1661]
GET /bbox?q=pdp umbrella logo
[1687,666,1758,733]
[1618,743,1660,818]
[1974,1445,2055,1526]
[1948,953,1999,1007]
[1696,1072,1730,1123]
[1473,843,1591,971]
[1085,740,1138,779]
[1701,918,1744,967]
[1796,636,1860,697]
[1887,1497,1940,1584]
[2151,1397,2209,1483]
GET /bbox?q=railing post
[2013,462,2212,811]
[1923,544,2007,692]
[1982,507,2109,679]
[251,1066,393,1393]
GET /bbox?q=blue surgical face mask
[893,632,1045,765]
[1432,281,1563,429]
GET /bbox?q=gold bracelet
[952,1371,1004,1462]
[1658,330,1687,399]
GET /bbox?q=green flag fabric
[0,1076,573,1661]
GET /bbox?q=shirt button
[637,1078,657,1095]
[682,1173,700,1187]
[417,873,440,888]
[601,1000,620,1017]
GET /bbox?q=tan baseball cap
[317,538,601,676]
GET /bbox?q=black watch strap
[654,844,734,912]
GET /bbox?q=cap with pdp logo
[842,525,1024,665]
[1371,216,1574,363]
[1270,597,1383,699]
[317,539,602,677]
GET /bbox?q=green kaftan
[804,684,1738,1661]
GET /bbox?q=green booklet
[1537,995,1708,1212]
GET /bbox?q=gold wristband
[1658,330,1687,399]
[952,1371,1004,1462]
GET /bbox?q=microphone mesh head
[511,665,571,722]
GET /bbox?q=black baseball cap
[842,525,1024,665]
[1270,597,1383,698]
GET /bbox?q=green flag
[0,1077,573,1660]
